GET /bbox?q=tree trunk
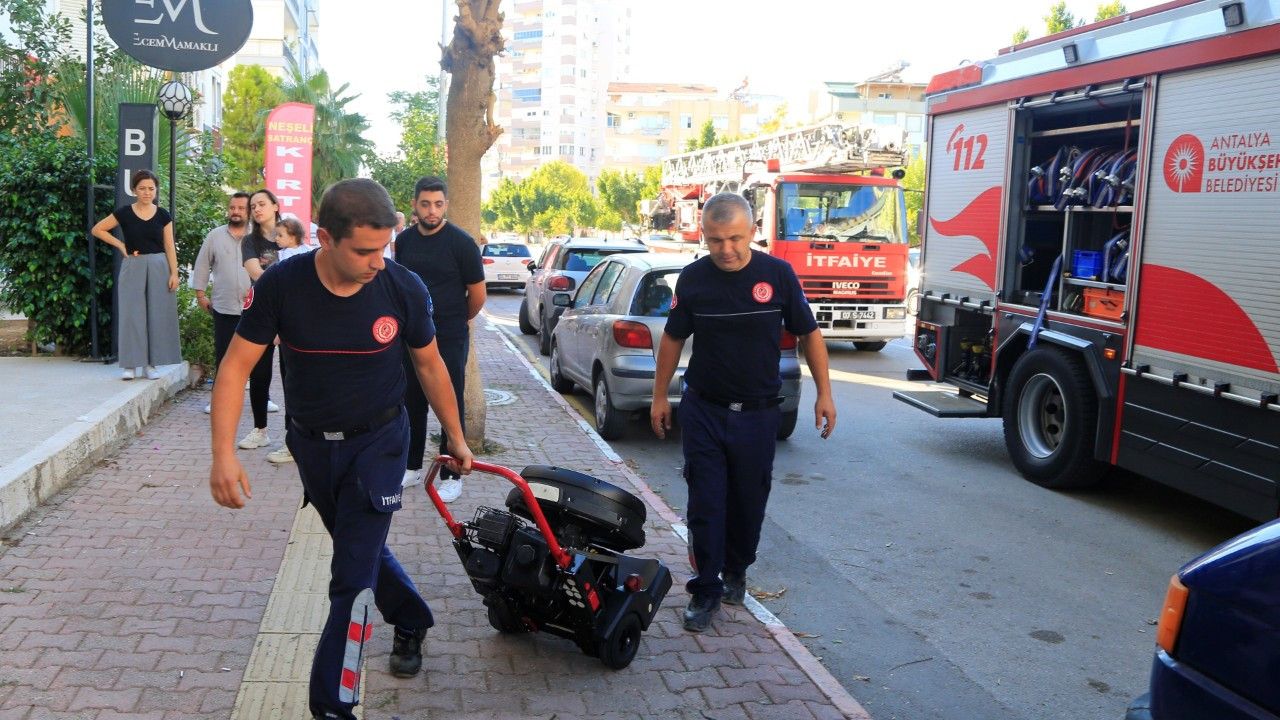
[442,0,504,452]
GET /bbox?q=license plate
[839,310,877,320]
[498,274,520,280]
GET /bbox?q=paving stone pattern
[0,319,857,720]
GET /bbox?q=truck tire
[776,409,798,440]
[854,341,887,352]
[1002,347,1107,489]
[518,298,536,335]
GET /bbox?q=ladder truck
[650,122,913,349]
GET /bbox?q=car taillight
[548,275,573,291]
[780,330,798,350]
[521,259,531,264]
[1156,573,1189,655]
[613,321,652,349]
[482,258,495,264]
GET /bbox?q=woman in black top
[236,189,284,453]
[91,169,181,380]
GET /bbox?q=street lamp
[156,80,193,217]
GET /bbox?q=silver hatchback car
[548,253,803,440]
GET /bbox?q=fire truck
[651,122,912,349]
[895,0,1280,520]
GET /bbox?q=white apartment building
[481,0,634,199]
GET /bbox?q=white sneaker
[121,368,135,380]
[238,428,270,449]
[266,444,294,463]
[144,365,160,379]
[437,478,463,503]
[267,400,280,413]
[203,403,211,414]
[401,469,424,488]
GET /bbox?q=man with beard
[190,192,253,414]
[394,177,485,502]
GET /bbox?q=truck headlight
[885,307,907,320]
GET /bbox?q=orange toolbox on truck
[1082,287,1125,320]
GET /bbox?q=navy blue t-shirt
[394,221,484,339]
[235,251,436,430]
[665,251,817,400]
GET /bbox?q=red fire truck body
[896,0,1280,520]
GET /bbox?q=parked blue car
[1127,519,1280,720]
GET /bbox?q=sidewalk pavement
[0,313,872,720]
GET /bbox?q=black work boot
[389,626,426,678]
[682,593,720,633]
[722,571,747,605]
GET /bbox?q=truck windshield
[777,182,905,244]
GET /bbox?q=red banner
[264,102,316,242]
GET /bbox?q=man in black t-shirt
[208,179,473,720]
[650,193,837,633]
[395,176,486,502]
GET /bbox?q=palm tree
[279,59,374,208]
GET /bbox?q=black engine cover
[506,465,647,551]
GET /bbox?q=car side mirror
[526,262,537,272]
[552,292,572,308]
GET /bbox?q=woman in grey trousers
[91,169,181,380]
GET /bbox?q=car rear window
[630,270,682,317]
[561,247,645,272]
[483,243,531,257]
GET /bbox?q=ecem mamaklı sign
[103,0,254,73]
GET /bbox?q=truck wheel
[518,298,536,335]
[593,374,627,440]
[854,341,887,352]
[1002,347,1106,489]
[549,341,574,393]
[599,613,642,670]
[538,311,552,356]
[776,409,798,440]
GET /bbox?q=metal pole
[86,0,98,358]
[169,118,176,219]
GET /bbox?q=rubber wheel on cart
[518,298,536,335]
[487,602,526,634]
[776,409,798,440]
[538,310,552,356]
[854,341,887,352]
[549,340,574,393]
[599,613,642,670]
[593,374,627,440]
[1002,346,1107,489]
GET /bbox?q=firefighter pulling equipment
[896,0,1280,521]
[652,121,912,346]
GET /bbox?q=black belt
[290,406,401,441]
[686,387,783,412]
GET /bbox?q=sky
[321,0,1165,156]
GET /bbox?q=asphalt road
[482,288,1257,720]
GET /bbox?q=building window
[560,144,573,155]
[711,115,728,131]
[606,113,619,128]
[874,113,897,125]
[680,113,692,129]
[513,29,543,41]
[211,76,222,126]
[877,92,893,100]
[906,115,923,132]
[512,88,542,102]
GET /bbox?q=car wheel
[549,341,574,393]
[518,298,536,335]
[776,409,798,440]
[593,374,627,440]
[598,613,643,670]
[538,312,552,356]
[854,341,887,352]
[1002,346,1107,489]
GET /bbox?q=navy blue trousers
[403,330,468,478]
[679,390,781,599]
[287,411,434,720]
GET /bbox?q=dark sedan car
[1127,518,1280,720]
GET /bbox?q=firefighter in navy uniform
[651,193,836,633]
[207,179,474,720]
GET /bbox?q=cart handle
[425,456,573,570]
